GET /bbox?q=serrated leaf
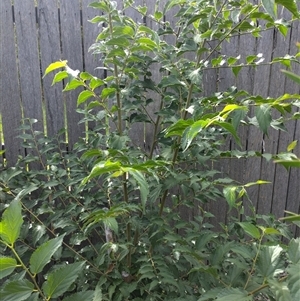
[257,245,283,277]
[42,262,85,299]
[287,263,300,300]
[288,238,300,264]
[1,279,34,301]
[29,235,64,274]
[92,285,103,301]
[262,0,276,19]
[62,290,95,301]
[44,60,68,77]
[287,140,298,152]
[0,257,18,279]
[269,279,292,301]
[0,199,23,245]
[255,104,272,135]
[77,90,94,106]
[237,222,261,239]
[216,287,252,301]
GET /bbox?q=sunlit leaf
[77,90,95,106]
[0,199,23,245]
[0,257,18,279]
[287,140,297,152]
[44,60,68,77]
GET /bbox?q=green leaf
[106,37,130,47]
[288,238,300,264]
[262,0,276,19]
[52,71,68,85]
[0,257,18,279]
[29,235,64,274]
[63,79,84,91]
[92,285,103,301]
[257,245,283,277]
[287,140,298,152]
[216,287,252,301]
[181,119,209,151]
[232,66,242,77]
[90,78,104,90]
[101,87,116,99]
[154,10,163,21]
[274,159,300,169]
[89,1,110,12]
[42,262,85,299]
[281,70,300,84]
[137,5,147,15]
[77,90,94,106]
[159,75,186,88]
[81,160,121,184]
[237,222,261,239]
[255,104,272,135]
[244,180,271,187]
[287,263,300,300]
[127,169,149,212]
[269,279,292,301]
[214,121,241,146]
[165,119,193,137]
[1,279,34,301]
[275,0,299,17]
[223,186,237,209]
[62,290,95,301]
[44,60,68,77]
[0,199,23,245]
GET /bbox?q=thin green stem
[9,245,46,299]
[244,235,264,290]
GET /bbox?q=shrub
[1,0,300,300]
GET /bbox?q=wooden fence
[0,0,299,233]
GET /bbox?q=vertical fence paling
[0,0,24,165]
[0,0,299,223]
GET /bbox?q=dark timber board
[38,0,65,138]
[0,0,24,166]
[60,0,84,150]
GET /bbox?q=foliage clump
[1,0,300,300]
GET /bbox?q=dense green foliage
[1,0,300,300]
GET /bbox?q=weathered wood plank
[0,0,24,166]
[60,0,84,150]
[38,0,65,137]
[14,0,44,128]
